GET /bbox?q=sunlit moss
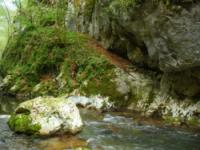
[8,113,41,134]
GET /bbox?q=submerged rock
[38,136,88,150]
[8,96,83,135]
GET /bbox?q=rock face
[66,0,200,71]
[66,0,200,98]
[113,68,200,126]
[8,96,83,135]
[65,1,200,126]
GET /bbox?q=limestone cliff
[66,0,200,98]
[66,0,200,126]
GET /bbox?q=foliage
[0,0,114,96]
[0,0,18,57]
[110,0,142,9]
[117,0,142,7]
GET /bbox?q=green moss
[114,0,142,8]
[107,0,143,11]
[1,23,112,96]
[163,115,200,127]
[32,80,59,97]
[187,118,200,127]
[74,148,90,150]
[80,69,130,108]
[163,116,182,125]
[8,114,41,134]
[0,0,113,97]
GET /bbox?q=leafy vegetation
[116,0,142,8]
[0,0,18,57]
[0,0,115,97]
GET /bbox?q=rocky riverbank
[0,0,199,128]
[0,96,200,150]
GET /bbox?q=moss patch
[80,69,130,108]
[187,118,200,127]
[163,116,182,126]
[8,114,41,134]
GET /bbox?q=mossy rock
[8,114,41,134]
[79,69,130,108]
[8,96,83,136]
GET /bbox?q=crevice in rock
[107,47,128,60]
[15,108,30,115]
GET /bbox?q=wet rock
[8,96,83,135]
[0,75,12,90]
[114,68,200,126]
[64,68,200,126]
[160,69,200,97]
[0,75,20,95]
[68,95,114,111]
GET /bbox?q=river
[1,0,200,149]
[0,96,200,150]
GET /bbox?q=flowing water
[0,96,200,150]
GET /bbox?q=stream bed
[0,96,200,150]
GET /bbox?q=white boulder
[8,96,83,135]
